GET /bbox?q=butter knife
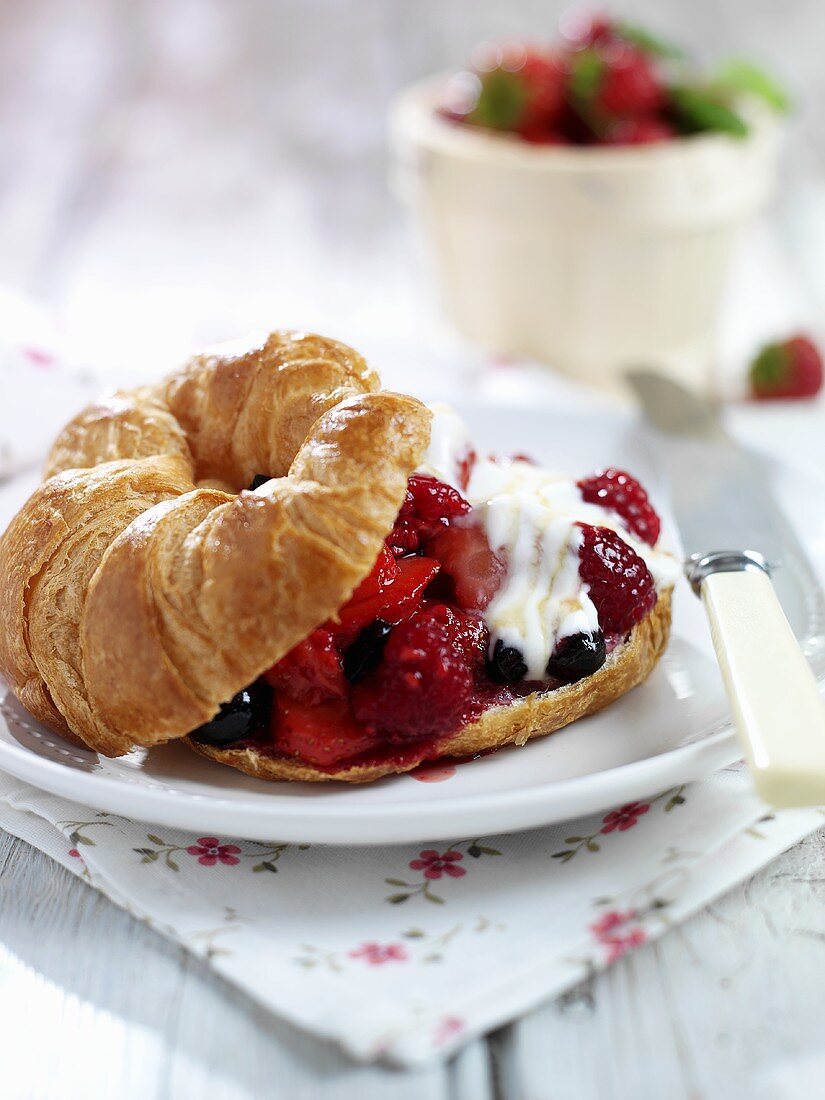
[627,370,825,807]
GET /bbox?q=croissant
[0,330,673,782]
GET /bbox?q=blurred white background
[1,0,824,392]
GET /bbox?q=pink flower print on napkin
[349,942,409,966]
[409,849,467,880]
[433,1015,465,1046]
[186,837,242,866]
[590,909,647,963]
[600,801,650,834]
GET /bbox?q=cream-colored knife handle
[701,568,825,807]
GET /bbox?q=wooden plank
[166,954,452,1100]
[449,1041,495,1100]
[504,832,825,1099]
[0,830,183,1100]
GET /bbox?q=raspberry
[265,629,346,705]
[749,334,823,400]
[603,117,675,144]
[577,468,661,545]
[402,474,471,521]
[352,603,487,741]
[577,524,657,634]
[388,475,470,555]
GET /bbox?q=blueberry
[546,632,606,683]
[248,474,272,491]
[343,620,393,684]
[486,639,528,684]
[190,682,270,747]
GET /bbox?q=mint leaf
[568,49,605,102]
[712,59,791,112]
[616,21,685,60]
[469,69,528,131]
[669,85,749,138]
[750,342,791,394]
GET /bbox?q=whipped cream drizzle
[421,404,679,681]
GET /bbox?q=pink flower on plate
[68,848,81,859]
[409,849,466,880]
[349,942,408,966]
[186,837,242,866]
[600,801,650,834]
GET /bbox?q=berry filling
[191,456,667,771]
[577,467,661,546]
[576,523,657,634]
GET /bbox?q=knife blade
[626,369,825,808]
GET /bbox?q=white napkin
[0,767,819,1065]
[1,298,823,1065]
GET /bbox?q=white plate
[1,405,824,845]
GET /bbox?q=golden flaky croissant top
[0,331,432,757]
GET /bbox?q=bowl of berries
[391,13,789,393]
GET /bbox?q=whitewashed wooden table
[1,1,825,1096]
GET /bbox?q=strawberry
[273,697,381,766]
[347,546,399,604]
[749,334,823,400]
[266,550,439,699]
[566,43,667,148]
[468,48,565,139]
[335,555,440,637]
[517,51,566,136]
[603,116,676,144]
[429,522,505,611]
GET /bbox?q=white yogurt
[421,405,679,680]
[416,402,474,489]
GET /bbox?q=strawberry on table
[749,334,823,400]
